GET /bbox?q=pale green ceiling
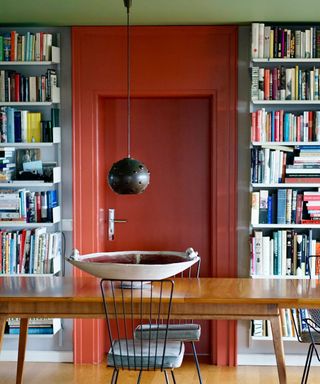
[1,0,320,26]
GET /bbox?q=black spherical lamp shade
[108,157,150,195]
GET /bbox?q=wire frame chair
[134,257,203,383]
[291,255,320,384]
[100,279,185,384]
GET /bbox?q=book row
[0,107,59,143]
[251,189,306,225]
[0,69,58,103]
[251,65,320,101]
[0,189,58,223]
[251,146,320,184]
[251,309,307,338]
[0,229,61,275]
[251,109,320,143]
[0,31,56,62]
[251,66,320,101]
[250,229,319,276]
[251,23,320,59]
[5,318,61,335]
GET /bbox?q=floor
[0,360,319,383]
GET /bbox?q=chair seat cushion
[300,331,320,343]
[107,339,185,369]
[134,323,201,342]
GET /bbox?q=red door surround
[72,26,238,365]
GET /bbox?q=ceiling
[1,0,320,26]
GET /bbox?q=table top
[0,277,319,308]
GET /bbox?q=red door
[73,26,237,365]
[98,96,211,354]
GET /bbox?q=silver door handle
[108,209,128,240]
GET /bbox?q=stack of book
[250,229,320,277]
[0,147,15,182]
[6,318,61,335]
[303,191,320,223]
[0,189,58,223]
[0,229,61,275]
[251,146,292,184]
[251,309,306,339]
[251,109,320,143]
[251,23,320,59]
[252,66,320,101]
[251,189,304,225]
[285,146,320,183]
[0,31,54,62]
[0,69,58,103]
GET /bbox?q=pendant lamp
[108,0,150,195]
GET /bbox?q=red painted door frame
[72,26,238,365]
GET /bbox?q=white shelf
[252,58,320,63]
[252,224,320,228]
[251,335,297,341]
[0,47,60,65]
[252,100,320,105]
[0,142,57,148]
[251,275,311,279]
[0,206,60,228]
[252,141,320,146]
[252,183,320,188]
[0,222,58,228]
[0,61,58,66]
[0,182,57,188]
[0,102,55,106]
[0,273,59,277]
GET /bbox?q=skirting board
[238,354,320,366]
[0,351,73,362]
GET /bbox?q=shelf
[252,183,320,188]
[252,100,320,105]
[0,206,61,228]
[0,128,61,146]
[252,58,320,63]
[0,222,58,228]
[252,224,320,228]
[0,182,57,188]
[0,102,55,106]
[0,61,58,66]
[251,141,320,146]
[0,47,60,65]
[0,273,59,277]
[251,275,311,279]
[251,336,297,341]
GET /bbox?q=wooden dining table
[0,276,320,384]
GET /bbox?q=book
[27,112,41,142]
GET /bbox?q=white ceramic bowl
[66,248,200,280]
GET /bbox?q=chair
[100,279,185,384]
[291,255,320,384]
[134,257,203,383]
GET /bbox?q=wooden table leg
[16,318,29,384]
[0,316,6,353]
[270,315,287,384]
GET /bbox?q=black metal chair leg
[137,370,142,384]
[164,370,170,384]
[111,368,119,384]
[171,370,177,384]
[191,341,203,384]
[301,344,314,384]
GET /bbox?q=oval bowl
[66,248,200,280]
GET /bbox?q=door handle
[108,208,128,240]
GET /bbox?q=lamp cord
[127,3,131,158]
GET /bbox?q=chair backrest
[305,255,320,328]
[100,279,175,371]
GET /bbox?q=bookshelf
[249,23,320,341]
[0,29,62,341]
